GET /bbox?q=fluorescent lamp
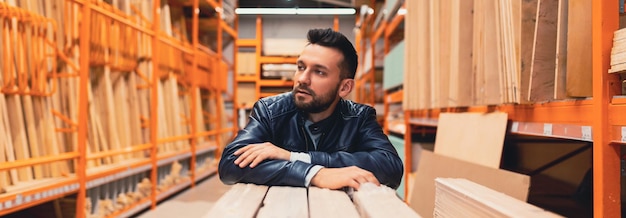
[235,8,297,15]
[296,8,356,15]
[235,8,356,15]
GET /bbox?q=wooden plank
[22,91,44,179]
[257,186,308,218]
[203,183,268,218]
[103,67,123,162]
[416,0,431,109]
[113,74,132,159]
[353,183,421,218]
[409,150,531,217]
[127,73,144,156]
[565,0,592,97]
[6,94,33,181]
[448,0,474,107]
[429,0,441,108]
[308,187,360,218]
[0,94,11,189]
[520,0,539,103]
[554,0,569,99]
[33,98,52,177]
[404,0,415,109]
[528,0,558,102]
[434,112,508,168]
[479,0,502,105]
[434,178,562,217]
[43,84,64,176]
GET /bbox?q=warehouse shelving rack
[0,0,236,217]
[356,0,623,217]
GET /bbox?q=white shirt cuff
[290,152,311,163]
[305,165,324,187]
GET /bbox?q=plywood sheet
[520,0,539,103]
[434,112,508,168]
[528,0,558,102]
[565,0,592,97]
[448,0,474,107]
[409,151,530,217]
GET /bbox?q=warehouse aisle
[136,175,232,218]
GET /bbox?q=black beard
[292,84,339,113]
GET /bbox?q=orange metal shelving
[0,0,235,217]
[402,1,621,217]
[355,0,624,217]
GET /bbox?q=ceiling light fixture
[235,8,356,15]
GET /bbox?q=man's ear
[338,79,354,98]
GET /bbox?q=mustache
[293,84,315,96]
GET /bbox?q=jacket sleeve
[308,107,404,189]
[218,101,314,187]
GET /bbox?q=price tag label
[622,127,626,142]
[581,126,592,141]
[543,123,553,136]
[511,122,519,132]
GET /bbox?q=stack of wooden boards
[408,112,558,216]
[434,178,562,217]
[204,183,421,218]
[610,28,626,73]
[0,0,72,194]
[403,0,592,110]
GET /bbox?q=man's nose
[296,70,310,85]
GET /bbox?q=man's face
[292,44,344,113]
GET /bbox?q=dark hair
[306,28,358,79]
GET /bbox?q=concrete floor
[136,175,232,218]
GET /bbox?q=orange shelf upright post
[150,0,161,210]
[189,0,199,187]
[75,0,92,217]
[592,0,622,217]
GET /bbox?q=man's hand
[233,142,290,168]
[310,166,380,190]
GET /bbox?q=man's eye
[297,66,305,71]
[315,70,325,75]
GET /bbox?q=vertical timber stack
[404,0,593,110]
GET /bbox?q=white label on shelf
[543,123,553,136]
[34,193,40,201]
[5,200,12,209]
[581,126,592,141]
[511,122,519,132]
[24,195,31,203]
[622,127,626,142]
[0,201,3,210]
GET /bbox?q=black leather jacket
[218,92,404,189]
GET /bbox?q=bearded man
[218,28,403,190]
